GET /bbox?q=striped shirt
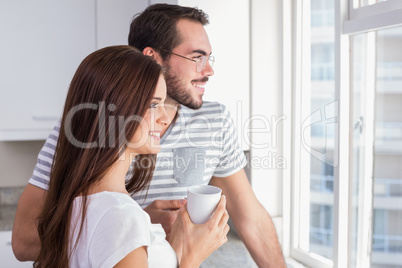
[29,101,247,208]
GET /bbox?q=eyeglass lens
[196,56,214,73]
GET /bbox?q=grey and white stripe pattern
[30,124,60,190]
[29,101,247,209]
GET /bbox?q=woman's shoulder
[75,191,150,230]
[83,192,153,267]
[88,191,140,207]
[90,191,146,217]
[85,192,152,240]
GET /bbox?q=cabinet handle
[32,116,59,121]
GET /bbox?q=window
[350,25,402,268]
[287,0,402,267]
[290,0,336,266]
[353,0,389,8]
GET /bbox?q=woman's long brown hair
[34,46,162,268]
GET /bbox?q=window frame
[284,0,402,267]
[345,0,402,34]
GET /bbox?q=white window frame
[283,0,402,267]
[346,0,402,34]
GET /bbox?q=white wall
[250,0,284,217]
[178,0,251,151]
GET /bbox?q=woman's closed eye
[149,102,159,108]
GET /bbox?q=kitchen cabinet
[0,0,147,141]
[0,0,96,140]
[96,0,148,48]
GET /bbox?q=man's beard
[164,64,205,110]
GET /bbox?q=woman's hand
[167,206,185,261]
[179,195,230,268]
[144,199,187,235]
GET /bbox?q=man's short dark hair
[128,4,209,60]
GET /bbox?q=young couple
[12,4,286,267]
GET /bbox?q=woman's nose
[156,105,171,126]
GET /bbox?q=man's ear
[143,47,163,65]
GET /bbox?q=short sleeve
[213,104,247,177]
[28,122,60,190]
[88,204,151,268]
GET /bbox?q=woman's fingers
[209,196,229,245]
[208,195,227,226]
[223,223,230,236]
[219,232,229,247]
[180,207,192,230]
[218,208,229,228]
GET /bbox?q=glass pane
[351,26,402,268]
[350,32,368,268]
[372,26,402,268]
[354,0,388,8]
[308,0,335,260]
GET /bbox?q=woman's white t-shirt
[69,191,178,268]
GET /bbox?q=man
[12,4,286,267]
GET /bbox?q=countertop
[0,187,23,231]
[201,230,258,267]
[0,204,17,231]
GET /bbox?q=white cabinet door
[96,0,148,49]
[178,0,250,150]
[0,231,33,267]
[0,0,96,140]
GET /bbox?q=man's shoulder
[179,101,228,117]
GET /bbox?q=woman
[34,46,229,268]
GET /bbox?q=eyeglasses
[163,50,215,73]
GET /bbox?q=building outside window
[288,0,402,267]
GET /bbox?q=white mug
[187,185,222,224]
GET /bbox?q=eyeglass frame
[162,49,215,73]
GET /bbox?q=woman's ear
[143,47,163,65]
